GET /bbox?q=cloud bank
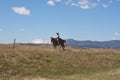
[12,7,30,16]
[47,0,119,9]
[31,39,51,44]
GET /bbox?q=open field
[0,44,120,80]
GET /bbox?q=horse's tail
[64,40,66,43]
[62,40,66,47]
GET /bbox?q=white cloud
[113,32,120,40]
[47,0,55,6]
[78,0,90,9]
[47,0,62,6]
[31,39,51,44]
[78,0,89,5]
[114,32,120,36]
[12,7,30,16]
[80,5,90,9]
[66,0,96,9]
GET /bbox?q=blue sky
[0,0,120,43]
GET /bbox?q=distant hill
[19,39,120,49]
[66,39,120,49]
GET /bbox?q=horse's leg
[61,44,65,51]
[58,45,61,50]
[63,45,65,51]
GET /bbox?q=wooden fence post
[13,38,16,49]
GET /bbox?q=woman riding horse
[50,37,66,51]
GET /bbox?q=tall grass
[0,44,120,80]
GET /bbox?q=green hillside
[0,44,120,80]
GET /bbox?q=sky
[0,0,120,43]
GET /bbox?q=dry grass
[0,44,120,80]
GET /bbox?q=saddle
[55,38,62,45]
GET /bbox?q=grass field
[0,44,120,80]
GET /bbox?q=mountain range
[19,39,120,49]
[66,39,120,49]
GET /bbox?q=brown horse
[50,37,66,51]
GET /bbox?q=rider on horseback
[50,33,66,51]
[56,32,60,44]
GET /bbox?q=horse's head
[50,37,54,43]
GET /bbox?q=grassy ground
[0,44,120,80]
